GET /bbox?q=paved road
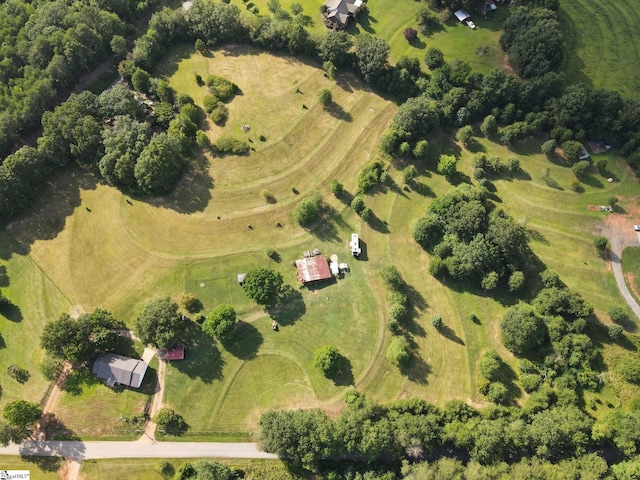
[0,441,277,461]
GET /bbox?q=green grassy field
[80,458,310,480]
[558,0,640,98]
[0,456,63,479]
[2,36,640,441]
[231,0,506,72]
[622,247,640,304]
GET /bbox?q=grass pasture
[1,36,640,443]
[559,0,640,98]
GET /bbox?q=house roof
[296,255,333,283]
[92,353,148,389]
[166,345,185,361]
[324,0,363,28]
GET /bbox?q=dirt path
[140,357,166,443]
[602,202,640,320]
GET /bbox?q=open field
[0,456,62,479]
[558,0,640,98]
[1,37,640,441]
[622,246,640,305]
[80,457,310,480]
[231,0,506,71]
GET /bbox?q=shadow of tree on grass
[267,285,306,326]
[222,321,263,360]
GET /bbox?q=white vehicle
[634,225,640,231]
[466,20,476,29]
[350,233,361,257]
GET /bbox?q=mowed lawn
[559,0,640,97]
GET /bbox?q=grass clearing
[0,456,63,479]
[559,0,640,98]
[621,247,640,305]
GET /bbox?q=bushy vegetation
[313,345,343,378]
[134,297,185,349]
[293,191,323,227]
[202,304,237,341]
[214,135,250,155]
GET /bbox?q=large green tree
[134,132,185,195]
[500,304,547,355]
[134,297,185,349]
[242,268,284,307]
[202,304,237,341]
[3,400,41,429]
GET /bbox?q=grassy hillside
[559,0,640,98]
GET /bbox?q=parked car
[634,225,640,231]
[466,20,476,29]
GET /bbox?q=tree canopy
[202,304,237,341]
[134,297,185,349]
[242,268,284,307]
[500,304,547,355]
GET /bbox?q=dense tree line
[259,391,640,477]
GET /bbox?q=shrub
[456,125,474,149]
[609,306,630,325]
[195,38,206,54]
[521,373,542,393]
[517,358,538,375]
[437,154,458,179]
[357,160,385,193]
[424,48,444,69]
[479,350,502,381]
[481,115,497,137]
[413,140,429,159]
[485,382,509,404]
[386,318,401,334]
[203,304,237,341]
[206,75,238,102]
[209,103,228,125]
[196,131,211,150]
[386,337,411,367]
[330,180,343,196]
[156,460,174,477]
[428,256,446,277]
[608,196,618,207]
[359,206,373,222]
[404,27,418,42]
[562,140,584,163]
[388,302,409,323]
[40,356,64,381]
[180,293,203,314]
[541,139,556,156]
[431,314,442,328]
[508,271,525,292]
[617,357,640,384]
[481,271,499,291]
[350,196,365,213]
[261,189,276,203]
[380,266,404,291]
[595,158,608,174]
[318,88,332,107]
[7,365,29,383]
[154,408,187,434]
[214,136,249,155]
[593,236,609,254]
[572,160,590,178]
[293,191,323,227]
[402,165,418,184]
[313,345,342,377]
[608,324,624,340]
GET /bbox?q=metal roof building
[92,353,148,388]
[296,255,333,284]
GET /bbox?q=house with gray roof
[92,353,148,388]
[324,0,365,29]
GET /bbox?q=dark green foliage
[456,125,475,149]
[351,195,365,214]
[330,180,343,196]
[481,115,498,137]
[7,365,29,383]
[388,302,409,323]
[41,309,124,362]
[317,31,353,67]
[541,138,557,155]
[353,35,390,83]
[527,406,593,458]
[203,304,237,341]
[592,410,640,457]
[402,165,418,183]
[293,191,323,226]
[3,400,41,428]
[593,236,609,254]
[357,160,386,193]
[380,266,404,291]
[259,408,334,467]
[608,324,624,340]
[154,407,187,434]
[214,135,250,154]
[609,306,630,325]
[242,268,284,307]
[572,160,590,178]
[501,304,547,355]
[413,140,429,159]
[134,297,185,349]
[411,215,441,251]
[437,154,458,178]
[134,133,185,195]
[484,382,509,405]
[313,345,342,377]
[389,96,440,142]
[500,8,563,78]
[479,350,503,381]
[533,286,593,319]
[481,271,499,291]
[618,357,640,384]
[424,48,444,69]
[431,314,443,328]
[206,75,238,102]
[360,206,373,222]
[179,293,203,314]
[521,373,542,393]
[40,355,65,382]
[386,337,411,367]
[562,140,584,163]
[508,271,525,292]
[318,88,332,107]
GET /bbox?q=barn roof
[166,345,185,361]
[296,255,333,283]
[92,353,148,388]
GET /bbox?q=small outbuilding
[454,9,471,22]
[92,353,148,388]
[296,255,333,284]
[237,273,246,286]
[166,345,185,361]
